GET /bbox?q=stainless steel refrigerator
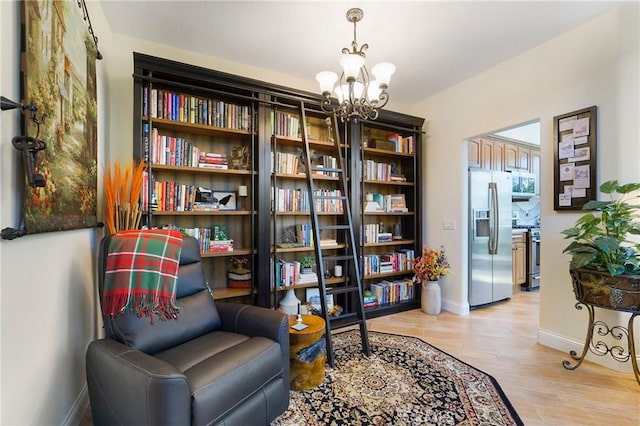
[469,169,513,307]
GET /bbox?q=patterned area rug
[273,330,523,426]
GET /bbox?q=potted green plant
[561,180,640,310]
[299,255,316,274]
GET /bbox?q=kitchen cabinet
[480,138,495,170]
[512,231,526,285]
[468,138,505,171]
[471,137,538,174]
[468,139,481,168]
[531,150,541,194]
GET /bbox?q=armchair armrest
[86,339,190,426]
[217,303,288,344]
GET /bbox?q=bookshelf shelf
[213,287,254,300]
[151,164,255,176]
[150,117,253,137]
[363,147,414,158]
[149,210,254,216]
[363,179,414,186]
[364,239,415,248]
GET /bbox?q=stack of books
[198,152,228,169]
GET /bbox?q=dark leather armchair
[86,235,289,425]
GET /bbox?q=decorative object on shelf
[413,245,451,315]
[328,305,343,317]
[560,180,640,384]
[392,223,402,240]
[333,264,343,278]
[103,160,145,235]
[228,256,251,289]
[229,145,251,170]
[212,191,237,210]
[238,185,248,210]
[324,117,334,143]
[315,8,395,122]
[279,289,302,316]
[299,256,316,274]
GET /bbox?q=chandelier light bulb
[339,54,365,81]
[371,62,396,90]
[316,71,338,96]
[351,81,364,100]
[367,80,381,103]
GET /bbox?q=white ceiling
[100,1,628,105]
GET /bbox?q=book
[198,163,229,170]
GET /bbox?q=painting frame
[21,0,99,233]
[553,106,597,211]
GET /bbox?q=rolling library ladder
[298,102,371,367]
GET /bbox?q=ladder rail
[299,101,370,367]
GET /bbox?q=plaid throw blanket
[103,229,183,322]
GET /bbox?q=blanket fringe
[103,293,180,323]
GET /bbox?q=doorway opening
[466,119,542,309]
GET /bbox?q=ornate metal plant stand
[563,269,640,385]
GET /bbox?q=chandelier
[315,8,395,122]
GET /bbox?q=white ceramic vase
[421,280,441,315]
[279,288,301,315]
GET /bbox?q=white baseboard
[538,328,637,374]
[62,384,89,426]
[441,298,470,316]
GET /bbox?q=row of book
[143,176,196,212]
[273,151,302,175]
[361,223,393,244]
[360,249,415,276]
[143,87,251,131]
[272,188,344,213]
[272,111,300,138]
[148,127,229,169]
[363,193,408,213]
[274,259,318,287]
[363,159,404,182]
[157,225,234,254]
[386,134,415,154]
[370,278,415,306]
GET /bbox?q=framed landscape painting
[22,0,99,233]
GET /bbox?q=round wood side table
[288,314,326,391]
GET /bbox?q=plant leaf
[617,183,640,194]
[599,180,619,194]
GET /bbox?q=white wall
[413,4,639,371]
[0,1,111,424]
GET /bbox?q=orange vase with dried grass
[103,160,145,234]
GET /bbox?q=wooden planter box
[569,268,640,313]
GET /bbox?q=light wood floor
[367,289,640,425]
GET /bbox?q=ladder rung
[322,255,354,262]
[328,312,360,325]
[310,167,343,173]
[319,224,350,231]
[326,287,360,296]
[313,194,346,200]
